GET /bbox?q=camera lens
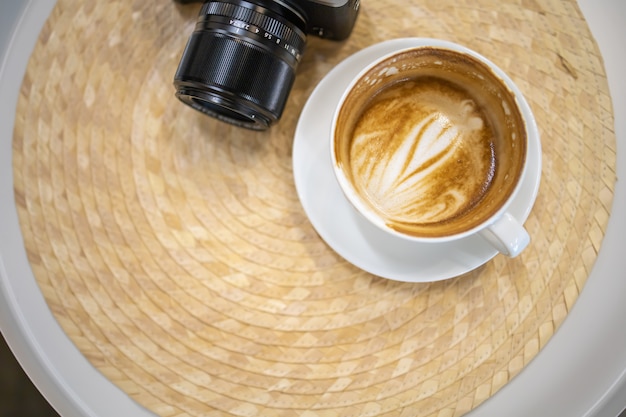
[174,0,307,130]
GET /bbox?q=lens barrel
[174,1,307,130]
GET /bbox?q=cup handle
[479,212,530,257]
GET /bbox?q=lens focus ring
[176,31,294,110]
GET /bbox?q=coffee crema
[333,47,527,238]
[350,77,496,229]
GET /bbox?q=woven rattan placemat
[12,0,616,416]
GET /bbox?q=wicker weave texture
[12,0,615,416]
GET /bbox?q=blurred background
[0,334,59,417]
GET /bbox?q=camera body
[175,0,360,41]
[173,0,360,130]
[285,0,361,41]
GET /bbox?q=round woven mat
[12,0,616,416]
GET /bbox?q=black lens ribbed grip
[174,31,295,124]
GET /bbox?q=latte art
[333,45,528,243]
[349,78,496,228]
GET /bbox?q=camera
[173,0,360,130]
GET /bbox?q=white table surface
[1,1,625,416]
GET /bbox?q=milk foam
[349,78,496,225]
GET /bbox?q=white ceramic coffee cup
[330,39,539,258]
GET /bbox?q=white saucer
[292,38,542,282]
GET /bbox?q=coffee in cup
[331,40,536,257]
